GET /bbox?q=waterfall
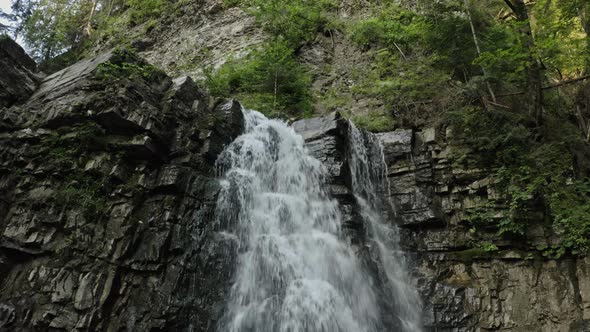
[347,122,423,331]
[214,109,421,332]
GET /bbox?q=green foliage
[534,0,589,75]
[347,2,475,123]
[126,0,166,26]
[349,5,428,51]
[203,38,312,117]
[550,180,590,254]
[210,0,339,117]
[350,49,453,114]
[450,104,590,255]
[474,22,531,86]
[247,0,338,47]
[3,0,175,68]
[55,174,108,222]
[466,203,518,234]
[96,61,161,81]
[478,242,499,252]
[95,48,165,82]
[447,107,532,167]
[17,0,96,61]
[351,110,395,133]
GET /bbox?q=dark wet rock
[0,50,243,331]
[376,129,412,163]
[293,111,348,182]
[292,111,342,141]
[201,99,245,164]
[0,37,41,108]
[381,126,590,331]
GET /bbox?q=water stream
[348,122,422,331]
[214,109,421,332]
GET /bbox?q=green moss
[55,178,108,222]
[352,111,396,133]
[452,248,493,263]
[95,49,165,82]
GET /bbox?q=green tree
[502,0,544,126]
[555,0,590,71]
[205,38,312,117]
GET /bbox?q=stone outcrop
[0,42,243,331]
[382,127,590,332]
[0,37,42,109]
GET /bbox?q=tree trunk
[579,8,590,72]
[504,0,544,127]
[463,0,496,104]
[273,68,278,112]
[84,0,98,36]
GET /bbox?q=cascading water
[214,109,421,331]
[347,122,423,331]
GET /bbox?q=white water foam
[215,109,421,331]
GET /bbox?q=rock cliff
[0,39,243,331]
[293,113,590,332]
[1,33,590,331]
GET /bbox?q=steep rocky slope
[0,39,243,330]
[99,0,382,119]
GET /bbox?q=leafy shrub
[248,0,339,47]
[204,38,312,117]
[347,2,475,125]
[95,48,165,82]
[449,106,590,255]
[127,0,166,26]
[352,110,395,132]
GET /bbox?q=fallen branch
[486,100,511,109]
[392,42,407,60]
[494,74,590,98]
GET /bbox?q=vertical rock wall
[380,127,590,331]
[0,40,243,331]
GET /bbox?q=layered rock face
[384,129,590,331]
[0,37,42,109]
[0,39,244,331]
[293,114,590,332]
